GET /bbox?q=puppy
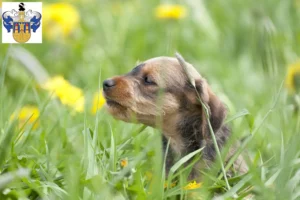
[103,56,248,179]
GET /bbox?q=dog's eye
[144,76,155,85]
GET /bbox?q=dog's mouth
[103,94,125,108]
[106,99,122,107]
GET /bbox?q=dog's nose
[103,79,115,90]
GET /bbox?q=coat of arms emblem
[2,2,42,43]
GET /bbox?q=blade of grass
[265,168,282,187]
[219,79,284,180]
[163,138,170,191]
[221,174,253,199]
[9,47,49,84]
[109,123,117,173]
[0,120,18,169]
[0,168,30,190]
[176,52,231,190]
[225,109,250,124]
[0,44,12,129]
[167,147,204,185]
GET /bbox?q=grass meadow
[1,0,300,199]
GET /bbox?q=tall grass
[1,0,300,199]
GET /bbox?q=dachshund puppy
[103,56,248,179]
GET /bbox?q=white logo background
[2,2,42,43]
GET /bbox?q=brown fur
[103,56,248,179]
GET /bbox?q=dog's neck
[162,114,186,155]
[162,111,230,160]
[162,112,203,156]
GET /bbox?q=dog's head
[103,56,226,133]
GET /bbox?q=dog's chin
[104,100,156,126]
[106,99,124,108]
[104,100,132,122]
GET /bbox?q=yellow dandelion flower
[286,62,300,93]
[10,106,40,129]
[120,158,128,168]
[91,90,106,114]
[43,3,80,40]
[155,4,187,19]
[42,76,84,112]
[184,181,202,190]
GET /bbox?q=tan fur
[103,56,248,178]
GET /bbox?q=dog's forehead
[128,57,178,76]
[143,56,202,81]
[140,57,187,86]
[142,57,186,80]
[144,57,181,70]
[129,57,203,87]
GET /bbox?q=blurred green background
[1,0,300,199]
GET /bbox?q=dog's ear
[174,53,226,132]
[194,78,227,133]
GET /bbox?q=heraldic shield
[2,3,42,43]
[13,21,31,43]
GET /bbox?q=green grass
[1,0,300,199]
